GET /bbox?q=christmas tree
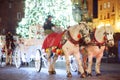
[16,0,77,38]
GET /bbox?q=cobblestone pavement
[0,62,120,80]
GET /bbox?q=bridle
[79,23,90,40]
[104,31,114,44]
[62,23,90,45]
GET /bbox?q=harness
[86,31,108,48]
[61,23,90,46]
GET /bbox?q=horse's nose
[86,38,90,43]
[109,42,114,47]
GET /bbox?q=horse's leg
[46,49,52,74]
[51,54,58,74]
[64,52,72,77]
[5,48,9,65]
[74,52,86,78]
[48,58,53,74]
[95,55,103,76]
[87,55,93,76]
[9,52,12,65]
[83,55,88,73]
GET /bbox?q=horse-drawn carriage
[13,22,91,78]
[13,25,46,69]
[0,22,114,78]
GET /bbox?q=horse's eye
[79,30,82,33]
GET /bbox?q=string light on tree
[16,0,77,38]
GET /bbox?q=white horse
[42,22,91,78]
[81,25,114,76]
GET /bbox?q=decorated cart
[14,24,68,72]
[13,24,47,70]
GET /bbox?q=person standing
[5,32,15,65]
[43,15,55,35]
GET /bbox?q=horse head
[104,26,114,47]
[94,25,114,47]
[78,22,91,44]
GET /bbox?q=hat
[47,15,53,18]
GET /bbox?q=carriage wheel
[0,54,3,66]
[14,49,21,68]
[35,49,42,72]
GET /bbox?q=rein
[88,40,106,46]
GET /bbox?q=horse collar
[66,31,80,44]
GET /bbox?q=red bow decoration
[77,34,81,39]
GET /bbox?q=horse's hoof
[67,72,72,77]
[48,71,56,75]
[96,73,101,76]
[87,73,92,77]
[84,71,87,75]
[52,71,56,74]
[6,63,10,66]
[80,73,86,78]
[48,71,53,75]
[10,64,14,66]
[78,71,80,75]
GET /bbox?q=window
[108,2,110,8]
[112,6,114,12]
[17,12,22,20]
[9,3,12,8]
[0,17,1,22]
[104,3,107,8]
[100,5,102,10]
[107,13,110,19]
[100,15,102,20]
[104,15,106,19]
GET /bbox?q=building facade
[0,0,24,35]
[95,0,120,32]
[72,0,120,32]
